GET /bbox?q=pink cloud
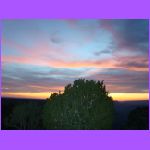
[114,55,148,71]
[2,54,116,69]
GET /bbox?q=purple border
[149,19,150,130]
[0,20,1,130]
[0,0,150,150]
[0,0,150,19]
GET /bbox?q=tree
[10,102,43,129]
[125,106,149,130]
[43,79,114,129]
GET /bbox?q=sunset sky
[1,19,149,100]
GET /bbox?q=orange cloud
[2,55,116,68]
[2,55,45,65]
[2,54,148,71]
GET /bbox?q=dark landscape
[1,97,149,130]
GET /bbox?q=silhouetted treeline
[1,98,149,130]
[1,98,46,129]
[125,106,149,130]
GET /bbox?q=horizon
[1,19,149,101]
[1,92,149,101]
[1,96,149,102]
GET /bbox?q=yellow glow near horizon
[109,93,149,101]
[2,92,51,99]
[1,92,149,101]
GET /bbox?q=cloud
[2,62,148,94]
[2,53,116,68]
[2,19,149,98]
[2,37,74,65]
[94,49,112,56]
[99,19,149,71]
[86,68,148,93]
[114,55,148,71]
[2,72,67,93]
[2,64,88,93]
[50,31,64,44]
[100,19,149,55]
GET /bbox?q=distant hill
[113,100,149,129]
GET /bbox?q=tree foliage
[10,102,43,129]
[43,79,114,129]
[125,106,149,130]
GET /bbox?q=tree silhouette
[10,102,43,129]
[125,106,149,130]
[43,79,114,129]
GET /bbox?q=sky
[1,19,149,100]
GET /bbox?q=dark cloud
[100,19,149,54]
[2,68,61,93]
[86,68,148,93]
[2,65,148,93]
[117,61,148,69]
[114,55,148,70]
[50,31,64,44]
[50,36,62,44]
[100,19,149,72]
[94,49,112,56]
[121,20,148,48]
[2,65,86,93]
